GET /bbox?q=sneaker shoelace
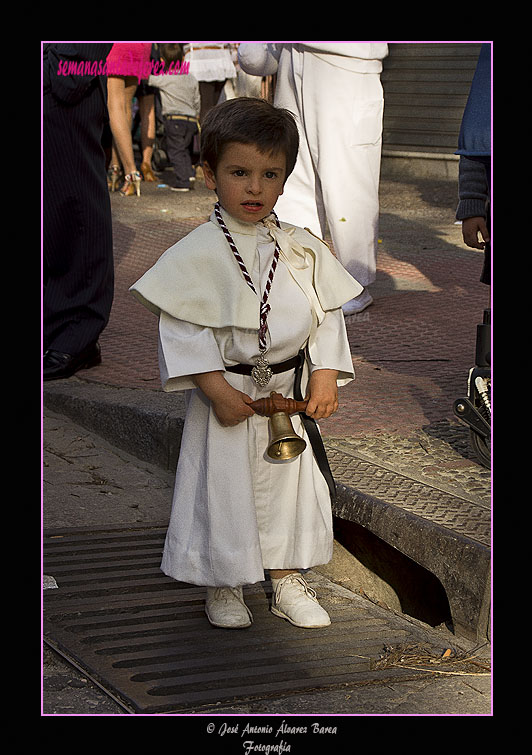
[276,574,318,603]
[212,587,246,605]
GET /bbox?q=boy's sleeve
[308,308,355,386]
[456,156,489,220]
[158,311,225,392]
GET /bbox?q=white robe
[131,212,361,587]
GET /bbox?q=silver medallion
[251,352,273,387]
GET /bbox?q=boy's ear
[203,162,217,191]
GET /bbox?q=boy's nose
[246,175,261,194]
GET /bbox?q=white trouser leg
[274,47,326,237]
[275,50,383,286]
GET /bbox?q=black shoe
[43,342,101,381]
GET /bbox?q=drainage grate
[43,526,442,714]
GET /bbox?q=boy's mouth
[241,201,264,211]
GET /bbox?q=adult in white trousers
[238,42,388,314]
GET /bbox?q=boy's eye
[230,169,279,178]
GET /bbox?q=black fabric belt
[293,350,337,504]
[225,354,300,376]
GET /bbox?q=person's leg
[139,93,156,180]
[199,80,225,123]
[107,75,141,194]
[273,46,325,235]
[277,52,382,304]
[166,119,195,189]
[107,75,137,173]
[302,57,383,289]
[107,141,123,192]
[43,80,113,365]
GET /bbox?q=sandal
[120,171,142,197]
[141,162,156,182]
[107,164,122,192]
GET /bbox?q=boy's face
[203,142,287,224]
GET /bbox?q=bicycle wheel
[470,428,491,469]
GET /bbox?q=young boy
[148,43,200,191]
[130,97,363,629]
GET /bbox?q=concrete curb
[44,378,185,472]
[334,483,490,643]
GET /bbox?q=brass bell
[267,411,307,460]
[249,392,308,461]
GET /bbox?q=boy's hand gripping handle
[248,392,308,416]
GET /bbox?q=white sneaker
[271,573,331,628]
[205,586,253,628]
[342,289,373,315]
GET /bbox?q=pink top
[106,43,152,79]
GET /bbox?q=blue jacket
[456,43,491,159]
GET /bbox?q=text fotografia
[206,720,338,752]
[56,57,189,79]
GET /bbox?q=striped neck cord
[214,201,281,354]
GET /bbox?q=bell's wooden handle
[249,392,308,417]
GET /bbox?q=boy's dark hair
[200,97,299,181]
[159,43,184,66]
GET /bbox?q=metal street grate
[43,526,445,714]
